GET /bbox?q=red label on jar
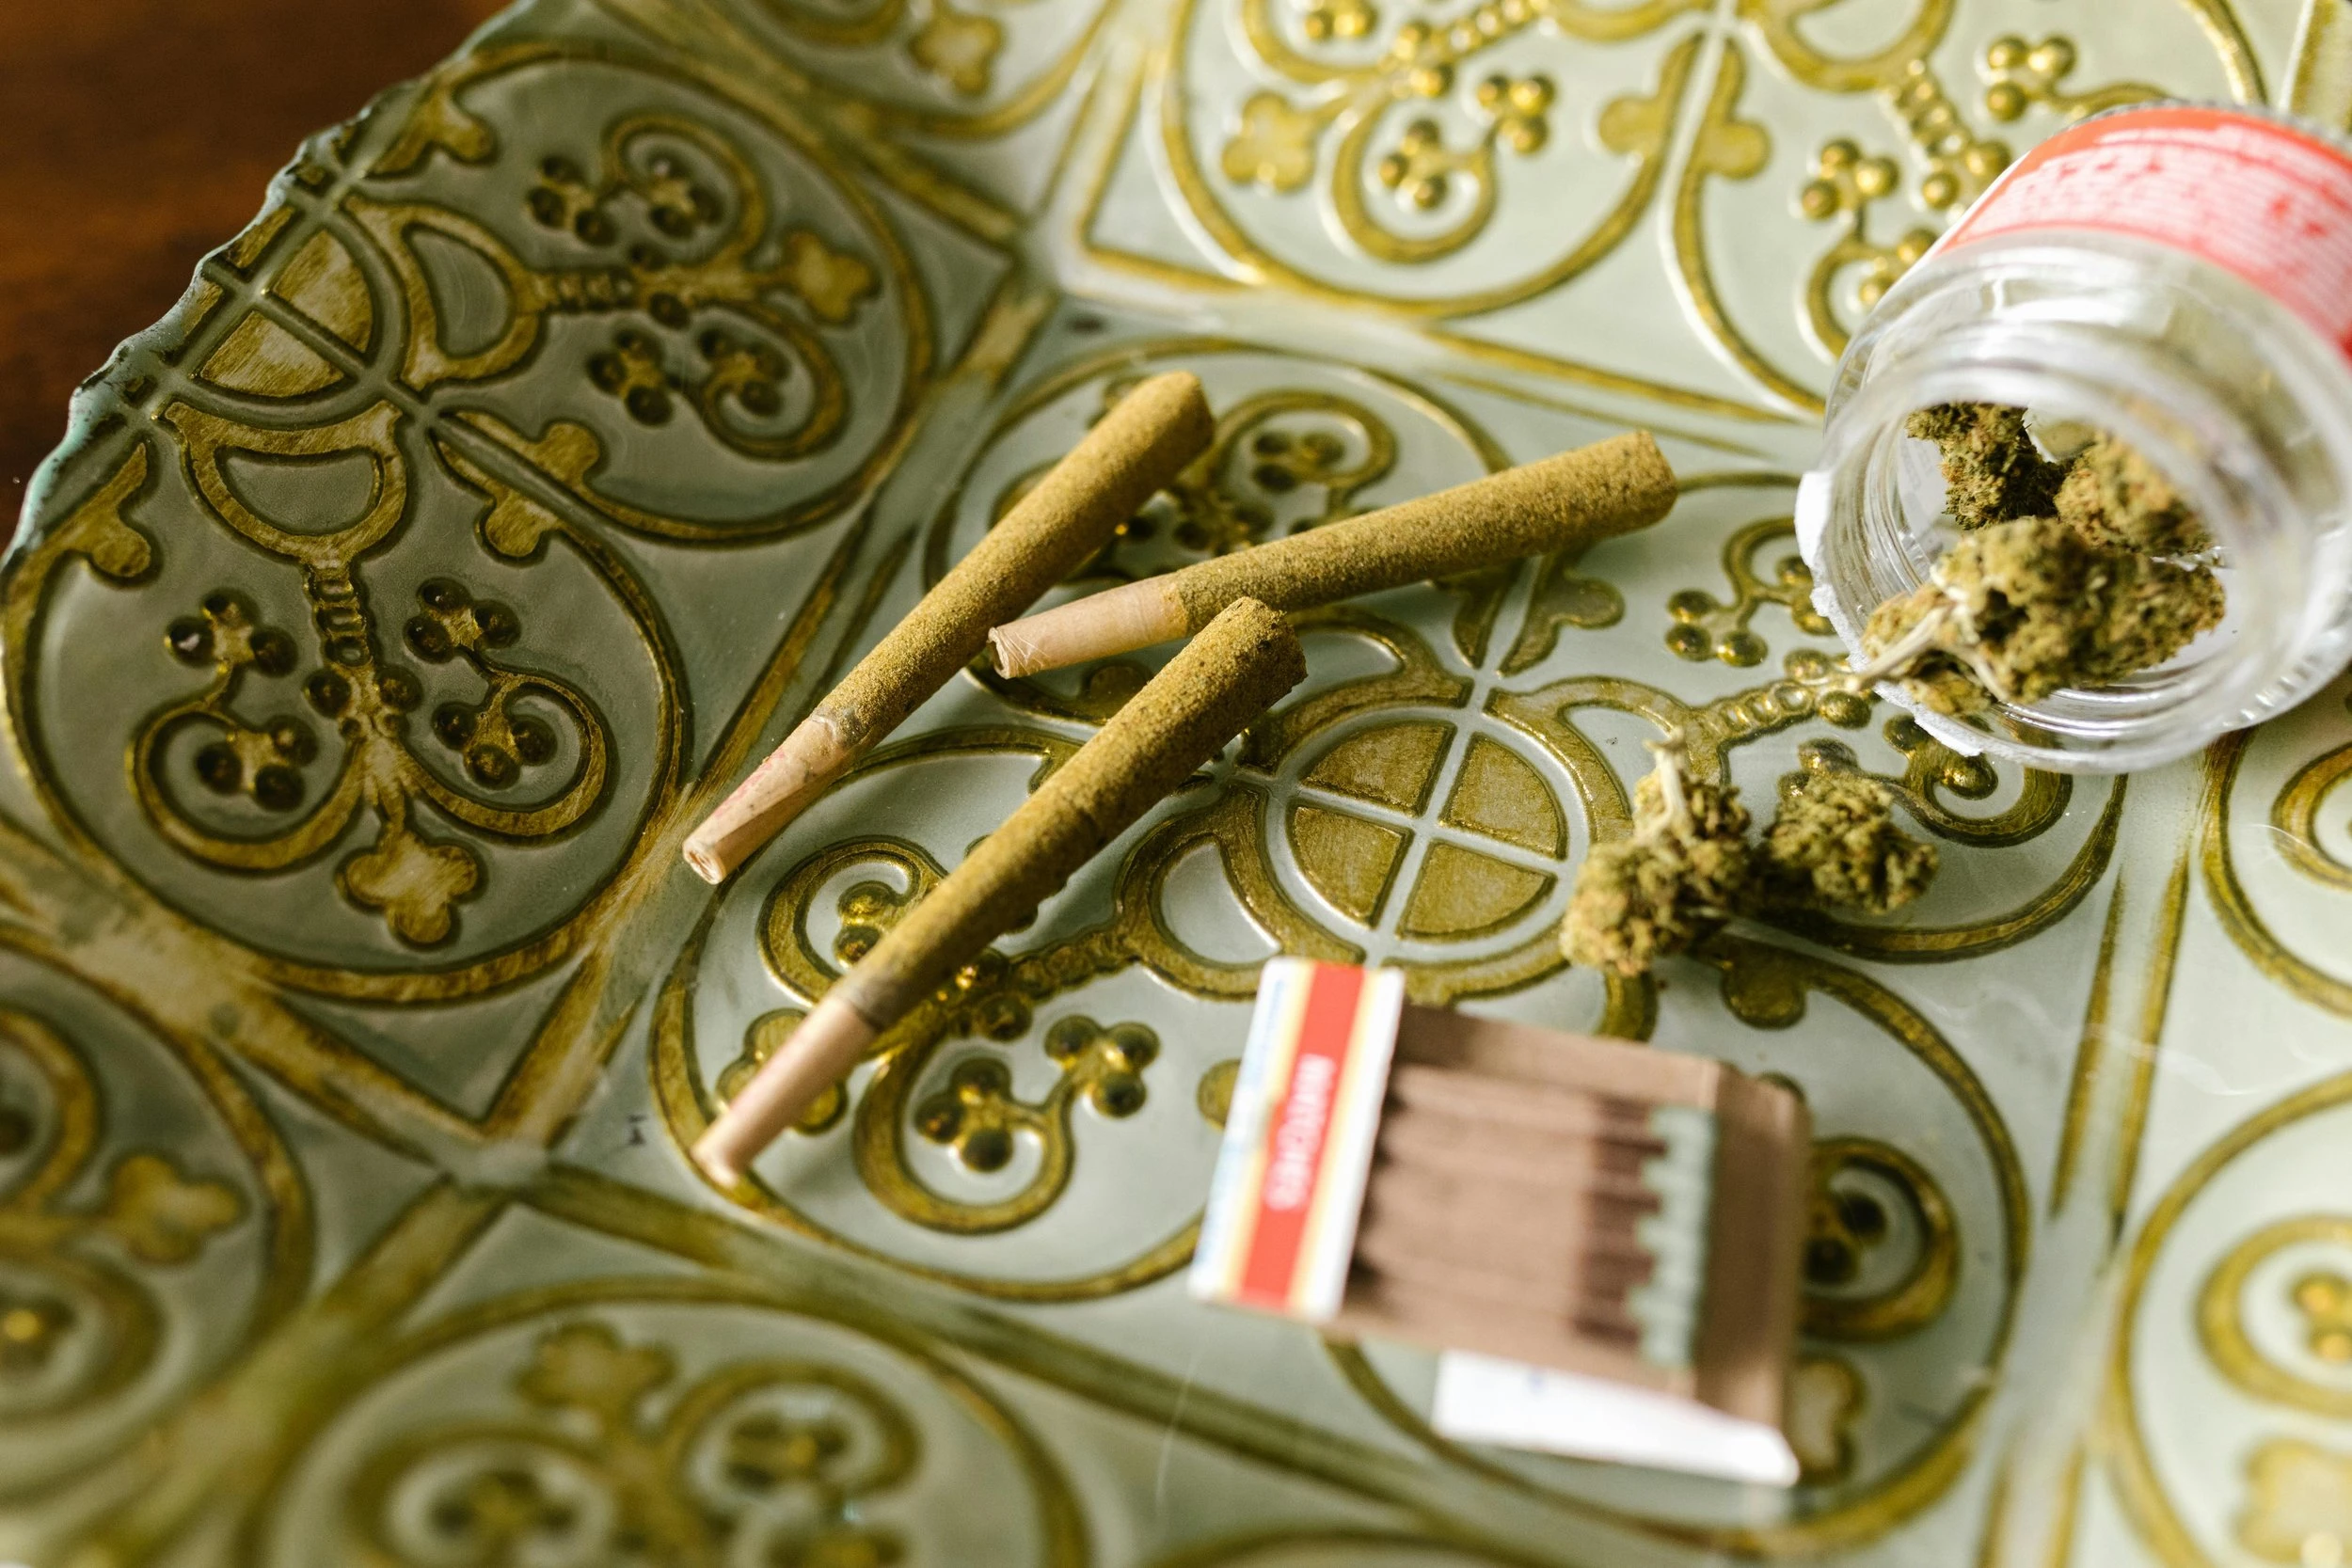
[1945,106,2352,355]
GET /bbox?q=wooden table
[0,0,502,503]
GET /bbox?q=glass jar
[1797,105,2352,774]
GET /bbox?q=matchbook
[1193,958,1811,1485]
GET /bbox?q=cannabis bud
[1563,740,1947,976]
[2055,432,2213,556]
[1561,736,1752,978]
[1565,404,2212,971]
[1859,515,2225,717]
[1758,770,1937,915]
[1905,404,2069,530]
[1871,404,2228,715]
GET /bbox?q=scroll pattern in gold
[0,1,2316,1564]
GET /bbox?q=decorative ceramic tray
[4,0,2349,1562]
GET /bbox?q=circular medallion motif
[245,1285,1082,1568]
[2111,1071,2352,1568]
[6,52,925,997]
[0,954,302,1500]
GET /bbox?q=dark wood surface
[0,0,506,519]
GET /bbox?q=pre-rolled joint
[691,1132,748,1189]
[682,836,730,886]
[677,372,1214,886]
[986,578,1189,677]
[690,992,880,1184]
[691,597,1302,1181]
[986,433,1678,679]
[679,715,856,885]
[681,820,758,887]
[984,622,1050,679]
[1587,430,1678,535]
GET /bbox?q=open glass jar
[1797,105,2352,774]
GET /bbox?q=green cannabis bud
[1563,742,1949,973]
[2079,546,2229,682]
[1759,771,1937,915]
[1561,736,1752,977]
[1909,401,2215,557]
[1905,404,2069,529]
[2055,432,2214,556]
[1859,515,2225,716]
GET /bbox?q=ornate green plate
[3,0,2348,1562]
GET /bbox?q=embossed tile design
[0,0,2346,1563]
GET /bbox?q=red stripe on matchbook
[1234,962,1365,1310]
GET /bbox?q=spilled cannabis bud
[1758,771,1937,915]
[1859,515,2226,716]
[1561,736,1753,978]
[1562,742,1947,976]
[1905,404,2069,529]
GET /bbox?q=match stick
[987,431,1677,677]
[1384,1063,1669,1143]
[691,597,1307,1184]
[682,370,1215,884]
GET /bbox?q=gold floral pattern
[911,2,1007,96]
[2295,1271,2352,1364]
[356,1320,917,1566]
[0,2,2330,1565]
[1097,0,2257,420]
[1979,35,2161,123]
[1663,515,1835,667]
[1797,139,1937,359]
[2236,1439,2352,1566]
[278,1293,1083,1568]
[1222,93,1323,192]
[0,989,296,1503]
